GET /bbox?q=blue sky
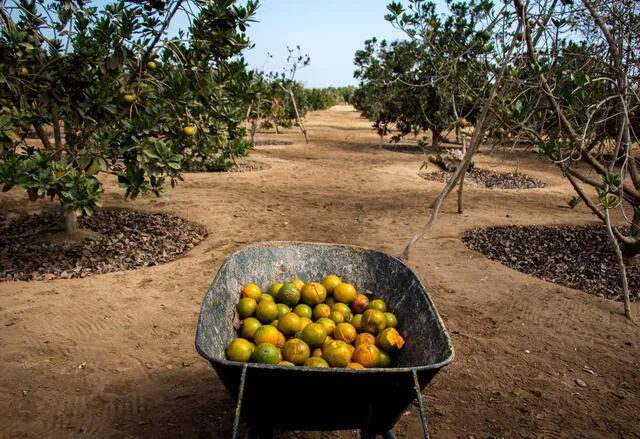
[242,0,408,88]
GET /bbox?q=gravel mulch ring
[462,225,640,301]
[0,209,208,281]
[254,139,293,146]
[382,142,429,154]
[419,168,545,189]
[186,160,270,173]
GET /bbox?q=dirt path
[0,105,638,438]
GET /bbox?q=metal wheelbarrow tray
[195,241,455,438]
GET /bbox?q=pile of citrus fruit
[225,275,405,368]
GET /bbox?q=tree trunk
[457,166,466,214]
[65,211,78,233]
[432,131,442,149]
[605,209,632,319]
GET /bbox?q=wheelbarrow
[195,241,455,438]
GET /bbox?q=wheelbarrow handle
[412,369,431,439]
[231,364,249,439]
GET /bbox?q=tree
[0,0,258,231]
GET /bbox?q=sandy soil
[1,105,639,438]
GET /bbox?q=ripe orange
[278,361,295,366]
[312,303,331,320]
[321,274,342,294]
[360,309,386,334]
[252,343,281,364]
[146,61,157,70]
[253,325,281,346]
[291,278,305,290]
[300,323,328,348]
[350,294,369,313]
[333,283,356,303]
[300,282,327,306]
[239,317,262,340]
[333,323,357,344]
[242,283,262,299]
[183,126,196,136]
[346,362,365,369]
[225,338,253,362]
[255,300,278,323]
[354,332,376,347]
[282,338,310,365]
[352,344,380,368]
[236,297,257,319]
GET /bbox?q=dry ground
[0,105,639,438]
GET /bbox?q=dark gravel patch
[419,168,545,190]
[186,160,269,173]
[462,224,640,301]
[254,139,293,146]
[0,209,208,281]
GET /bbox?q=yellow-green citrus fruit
[328,310,344,324]
[333,322,357,344]
[282,338,311,365]
[255,300,278,323]
[277,303,291,319]
[300,282,327,306]
[311,347,323,357]
[323,340,353,367]
[376,328,405,352]
[183,126,196,136]
[291,278,305,291]
[146,61,157,70]
[293,304,313,319]
[321,274,342,294]
[332,303,351,319]
[316,317,336,336]
[226,338,253,362]
[384,312,398,328]
[278,361,295,366]
[253,325,281,346]
[351,314,363,331]
[377,349,392,368]
[313,303,331,320]
[236,297,257,319]
[252,343,281,364]
[300,322,328,348]
[278,312,301,336]
[257,293,274,303]
[333,283,357,303]
[277,283,301,307]
[360,309,386,334]
[298,317,313,331]
[123,94,135,103]
[267,283,283,297]
[242,283,262,299]
[354,332,376,347]
[346,362,365,369]
[304,357,329,368]
[239,317,262,340]
[367,299,387,312]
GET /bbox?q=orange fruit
[376,328,405,352]
[278,312,301,336]
[351,294,369,314]
[313,303,331,320]
[277,303,291,319]
[293,304,313,319]
[351,314,363,331]
[252,343,281,364]
[377,349,392,368]
[384,312,398,328]
[300,323,328,348]
[333,283,356,303]
[333,323,357,344]
[291,278,305,290]
[146,61,157,70]
[298,317,313,330]
[277,283,301,307]
[225,338,253,362]
[316,317,336,336]
[236,297,257,319]
[267,282,283,297]
[354,332,376,346]
[282,338,311,365]
[257,293,274,303]
[300,282,327,306]
[253,325,281,346]
[367,299,387,312]
[241,283,261,299]
[255,300,278,323]
[239,317,262,340]
[279,361,295,366]
[332,303,351,319]
[321,274,342,294]
[329,311,344,324]
[304,357,329,368]
[352,344,380,368]
[183,126,196,136]
[346,362,365,369]
[360,309,386,334]
[276,331,286,348]
[323,340,353,367]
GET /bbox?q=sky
[241,0,409,88]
